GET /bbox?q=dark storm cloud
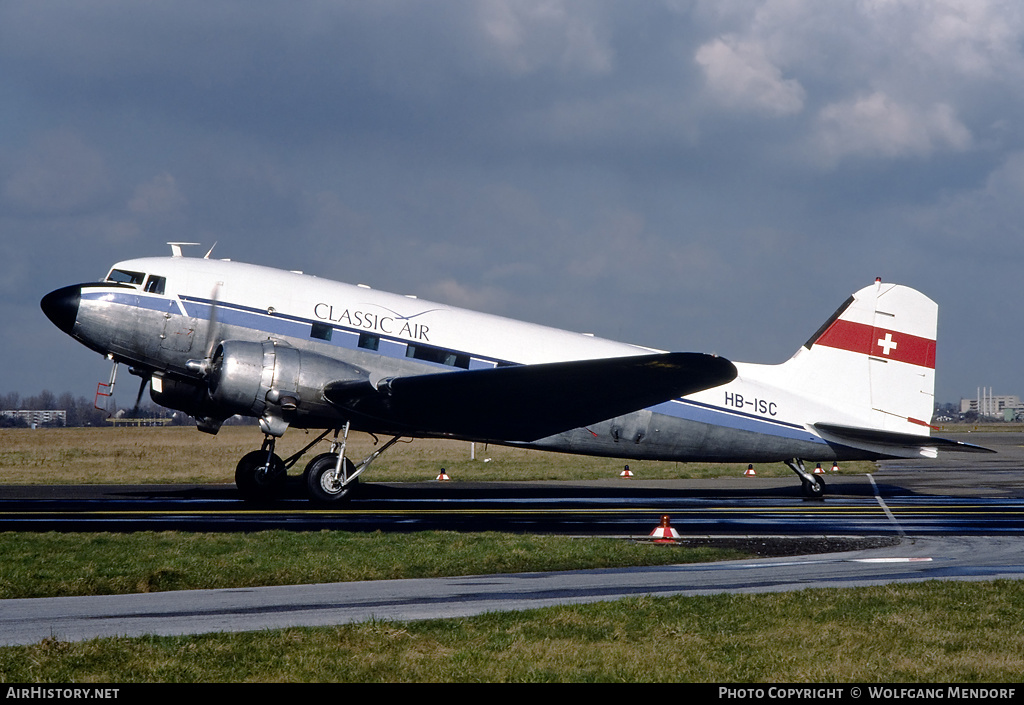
[2,1,1022,404]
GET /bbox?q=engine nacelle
[149,376,216,421]
[205,339,366,435]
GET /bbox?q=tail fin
[733,279,992,457]
[787,278,937,435]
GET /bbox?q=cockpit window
[144,275,166,295]
[106,269,146,286]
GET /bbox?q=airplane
[40,243,991,503]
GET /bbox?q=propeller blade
[135,376,148,407]
[186,281,225,378]
[203,281,223,362]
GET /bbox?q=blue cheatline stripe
[81,291,176,315]
[179,295,504,371]
[81,290,181,315]
[97,290,820,445]
[650,400,824,445]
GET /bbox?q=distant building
[1,410,67,427]
[960,390,1022,419]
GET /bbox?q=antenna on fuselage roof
[168,242,201,258]
[204,242,218,259]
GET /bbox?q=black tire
[235,450,287,501]
[802,475,826,499]
[304,453,358,503]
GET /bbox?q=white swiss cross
[877,332,898,356]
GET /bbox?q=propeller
[133,375,149,409]
[203,280,223,361]
[182,279,230,434]
[186,280,224,378]
[122,368,151,417]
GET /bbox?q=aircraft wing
[813,423,996,454]
[324,352,737,442]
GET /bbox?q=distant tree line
[0,390,191,428]
[1,391,110,427]
[0,390,256,428]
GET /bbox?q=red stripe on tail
[814,320,935,369]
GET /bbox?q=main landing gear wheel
[304,452,358,504]
[235,450,287,501]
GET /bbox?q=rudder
[794,278,937,434]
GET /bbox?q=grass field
[0,531,747,599]
[0,425,876,484]
[2,581,1023,682]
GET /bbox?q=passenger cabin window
[144,275,166,295]
[358,333,380,351]
[407,344,470,369]
[106,269,145,286]
[310,322,333,342]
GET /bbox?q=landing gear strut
[784,458,826,499]
[305,453,358,503]
[302,422,404,504]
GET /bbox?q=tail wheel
[235,450,287,501]
[304,453,358,503]
[802,476,826,499]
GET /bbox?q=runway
[3,441,1024,535]
[2,431,1023,645]
[3,482,1024,535]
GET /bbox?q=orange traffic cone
[620,464,634,478]
[649,515,681,543]
[744,464,756,476]
[436,468,450,481]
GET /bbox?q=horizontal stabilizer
[325,352,737,442]
[814,423,995,454]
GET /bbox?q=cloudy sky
[2,0,1021,407]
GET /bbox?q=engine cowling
[203,339,366,435]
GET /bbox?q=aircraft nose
[41,285,82,335]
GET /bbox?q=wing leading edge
[324,352,737,442]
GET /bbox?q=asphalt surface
[2,432,1023,534]
[2,430,1023,646]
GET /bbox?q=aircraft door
[160,301,197,353]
